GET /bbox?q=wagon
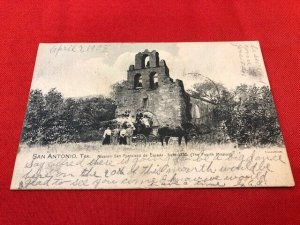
[131,115,159,146]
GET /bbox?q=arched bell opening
[134,74,143,89]
[149,72,159,89]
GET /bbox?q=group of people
[123,109,151,128]
[102,125,134,145]
[136,111,151,128]
[102,110,152,145]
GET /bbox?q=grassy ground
[19,140,285,154]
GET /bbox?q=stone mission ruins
[115,49,214,128]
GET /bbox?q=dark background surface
[0,1,299,224]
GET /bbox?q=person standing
[119,127,127,145]
[112,127,120,145]
[126,125,134,145]
[102,127,112,145]
[136,110,143,123]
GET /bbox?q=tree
[190,82,283,146]
[21,89,117,145]
[74,96,116,141]
[21,89,45,144]
[219,85,282,145]
[110,80,128,100]
[187,81,226,104]
[60,98,80,142]
[41,88,66,144]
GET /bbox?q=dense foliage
[21,89,116,145]
[188,82,283,145]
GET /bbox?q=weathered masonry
[115,49,214,128]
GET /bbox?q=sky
[31,42,270,98]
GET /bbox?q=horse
[157,126,188,146]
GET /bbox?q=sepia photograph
[11,42,294,189]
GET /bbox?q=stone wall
[115,80,190,128]
[190,97,215,126]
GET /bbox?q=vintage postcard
[11,42,294,189]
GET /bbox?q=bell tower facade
[115,50,191,128]
[127,49,173,90]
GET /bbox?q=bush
[21,89,116,145]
